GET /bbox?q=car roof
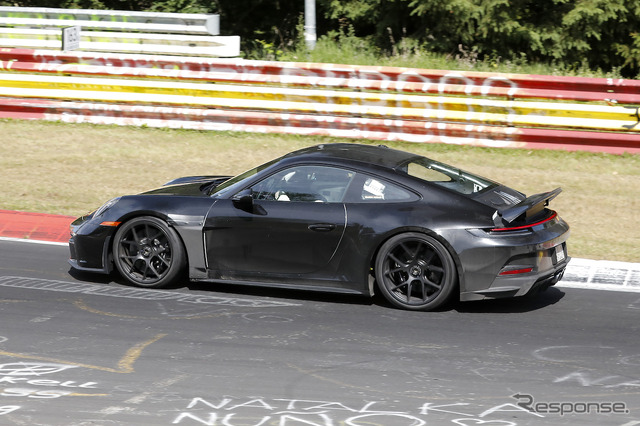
[282,143,420,170]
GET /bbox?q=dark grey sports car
[69,143,570,311]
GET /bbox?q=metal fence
[0,6,239,57]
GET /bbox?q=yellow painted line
[0,333,166,374]
[72,299,231,320]
[117,333,166,374]
[73,299,142,319]
[1,86,638,132]
[0,73,636,122]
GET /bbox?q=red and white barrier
[0,48,638,154]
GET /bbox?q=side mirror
[232,189,254,212]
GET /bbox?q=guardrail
[0,47,638,154]
[0,6,239,57]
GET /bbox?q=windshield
[400,158,496,195]
[209,157,280,197]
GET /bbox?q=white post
[304,0,316,50]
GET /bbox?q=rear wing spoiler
[497,187,562,224]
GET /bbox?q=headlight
[93,197,121,218]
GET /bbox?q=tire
[112,216,185,288]
[374,232,457,311]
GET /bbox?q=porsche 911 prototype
[69,143,570,311]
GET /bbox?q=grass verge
[1,119,637,263]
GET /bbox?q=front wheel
[374,232,457,311]
[112,216,185,288]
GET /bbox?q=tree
[1,0,638,75]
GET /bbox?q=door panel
[204,199,346,276]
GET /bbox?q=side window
[346,174,418,203]
[250,165,355,203]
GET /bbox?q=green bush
[2,0,638,77]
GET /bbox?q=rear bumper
[456,216,571,302]
[460,256,569,301]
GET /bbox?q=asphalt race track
[0,238,638,426]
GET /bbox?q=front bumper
[68,215,116,274]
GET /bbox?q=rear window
[401,158,496,195]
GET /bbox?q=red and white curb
[559,257,640,292]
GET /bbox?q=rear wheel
[112,216,185,288]
[375,232,457,311]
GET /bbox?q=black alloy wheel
[112,216,185,288]
[375,232,457,311]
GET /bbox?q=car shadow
[184,280,375,307]
[176,280,567,313]
[67,268,119,284]
[453,287,566,313]
[68,268,565,313]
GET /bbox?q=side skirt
[192,278,366,296]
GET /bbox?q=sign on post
[61,26,81,51]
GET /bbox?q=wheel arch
[108,211,190,276]
[367,226,465,298]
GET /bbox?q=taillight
[492,211,558,232]
[499,267,534,276]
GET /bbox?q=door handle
[308,223,336,232]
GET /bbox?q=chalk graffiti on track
[0,362,101,416]
[170,396,553,425]
[0,276,300,308]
